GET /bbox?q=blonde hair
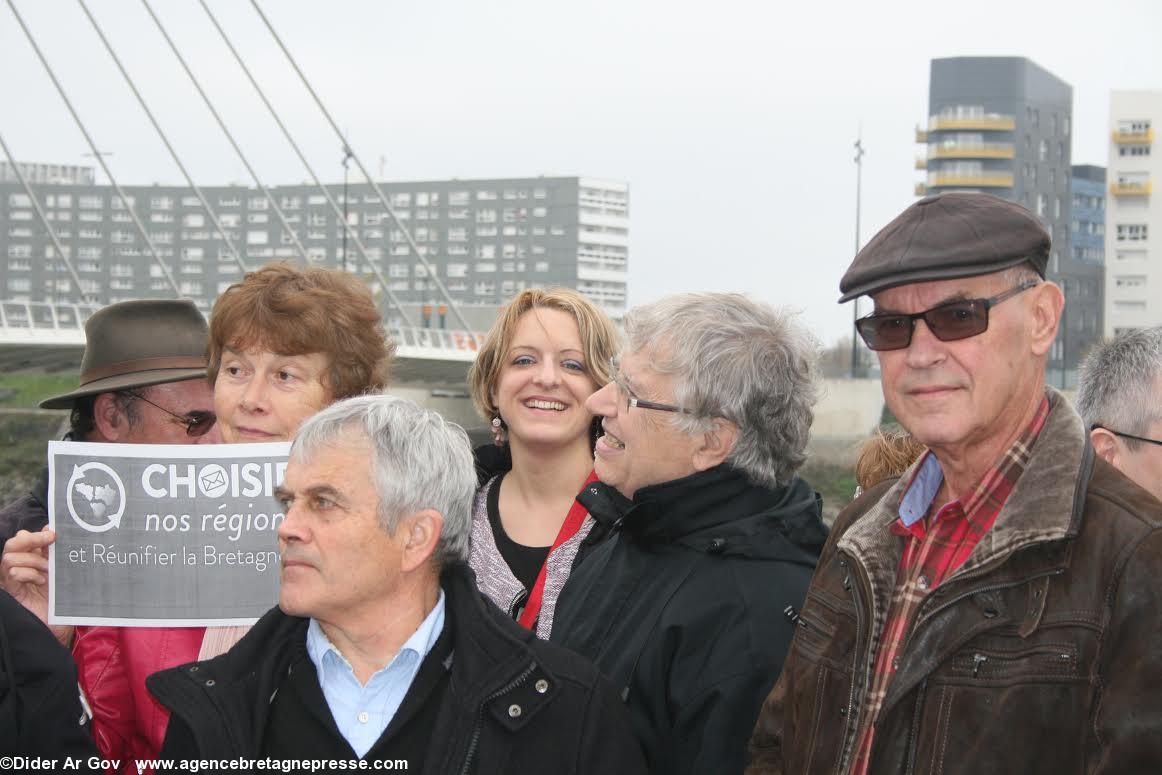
[855,428,927,491]
[468,287,620,422]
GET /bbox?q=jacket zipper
[837,554,867,775]
[458,661,537,775]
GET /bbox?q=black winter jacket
[0,588,98,757]
[551,464,828,775]
[148,562,647,774]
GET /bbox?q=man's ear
[1090,427,1121,466]
[398,509,444,573]
[692,418,739,472]
[1029,282,1064,357]
[92,392,130,442]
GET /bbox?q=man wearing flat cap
[747,193,1162,774]
[0,300,220,637]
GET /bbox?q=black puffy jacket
[551,464,827,774]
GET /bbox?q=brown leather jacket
[748,390,1162,774]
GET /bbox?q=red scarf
[517,469,599,630]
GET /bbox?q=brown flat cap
[838,192,1050,303]
[40,299,209,409]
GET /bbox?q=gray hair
[1076,327,1162,451]
[622,292,821,488]
[290,393,476,567]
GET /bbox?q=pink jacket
[73,626,206,774]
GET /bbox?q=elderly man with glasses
[1077,327,1162,505]
[550,292,829,775]
[747,193,1162,774]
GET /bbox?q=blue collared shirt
[898,452,945,527]
[305,591,446,758]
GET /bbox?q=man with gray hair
[1077,327,1162,503]
[147,394,645,772]
[551,292,828,774]
[748,193,1162,774]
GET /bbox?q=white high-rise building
[1105,90,1162,335]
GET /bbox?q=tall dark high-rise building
[915,56,1094,385]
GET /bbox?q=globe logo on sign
[66,462,126,533]
[198,464,230,498]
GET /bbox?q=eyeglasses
[124,391,217,438]
[854,280,1039,352]
[609,357,691,414]
[1092,424,1162,448]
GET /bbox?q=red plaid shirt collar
[850,396,1050,774]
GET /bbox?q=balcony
[1110,181,1153,197]
[915,127,929,143]
[915,158,927,170]
[914,182,928,196]
[927,172,1014,188]
[927,114,1016,132]
[1112,128,1154,144]
[928,142,1015,160]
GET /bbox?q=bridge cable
[0,131,92,303]
[4,0,183,299]
[195,0,413,325]
[76,0,249,275]
[138,0,313,268]
[249,0,475,333]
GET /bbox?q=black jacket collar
[578,464,827,564]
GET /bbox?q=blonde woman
[467,288,619,638]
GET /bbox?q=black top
[487,474,551,591]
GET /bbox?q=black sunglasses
[124,391,217,438]
[855,280,1039,352]
[1092,424,1162,448]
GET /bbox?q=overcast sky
[3,0,1160,343]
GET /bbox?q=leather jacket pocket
[948,642,1079,682]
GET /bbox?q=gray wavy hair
[1076,327,1162,451]
[290,393,476,566]
[623,292,821,488]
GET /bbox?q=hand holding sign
[1,527,73,645]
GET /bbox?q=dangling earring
[491,415,507,446]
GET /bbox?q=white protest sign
[48,440,291,626]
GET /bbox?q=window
[151,196,173,210]
[449,191,469,206]
[7,245,32,258]
[476,244,496,259]
[183,214,205,228]
[78,246,103,260]
[1038,139,1048,162]
[7,278,31,292]
[534,261,550,272]
[79,196,104,210]
[1115,275,1147,288]
[391,193,411,207]
[476,190,497,201]
[7,258,31,271]
[1116,224,1148,242]
[447,263,469,278]
[247,231,269,245]
[248,197,268,210]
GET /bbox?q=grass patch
[800,458,857,527]
[0,374,77,408]
[0,413,64,504]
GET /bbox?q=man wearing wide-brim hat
[0,299,221,639]
[747,192,1162,773]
